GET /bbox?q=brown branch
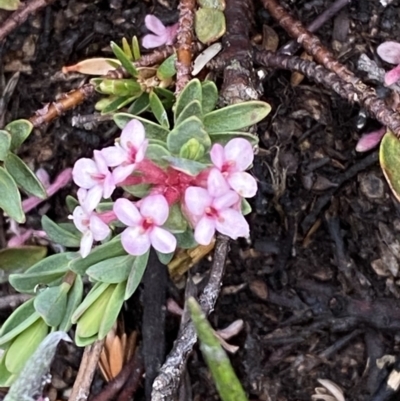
[29,84,95,127]
[0,0,55,43]
[254,50,400,136]
[175,0,196,94]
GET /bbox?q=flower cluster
[71,120,257,258]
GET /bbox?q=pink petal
[165,23,178,45]
[120,119,146,151]
[355,127,386,152]
[102,172,116,199]
[185,187,211,216]
[142,34,168,49]
[150,226,177,253]
[385,64,400,86]
[72,206,89,233]
[377,41,400,65]
[140,195,169,225]
[216,209,249,239]
[77,188,88,206]
[227,172,257,198]
[93,150,110,175]
[224,138,254,171]
[210,143,225,170]
[8,229,34,247]
[114,198,142,226]
[113,164,136,184]
[80,231,94,258]
[101,146,126,167]
[73,158,98,188]
[145,15,167,36]
[213,190,240,211]
[207,169,230,198]
[36,168,50,188]
[194,216,216,245]
[46,168,73,197]
[121,227,151,256]
[90,215,110,241]
[83,185,103,211]
[136,140,148,163]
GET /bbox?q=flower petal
[228,172,257,198]
[121,119,146,151]
[213,190,239,211]
[355,127,386,152]
[385,64,400,86]
[377,41,400,65]
[101,146,126,167]
[150,226,177,253]
[121,226,151,256]
[207,168,230,198]
[140,194,169,225]
[185,187,211,216]
[165,23,178,45]
[90,215,110,241]
[194,216,215,246]
[142,33,168,49]
[83,185,103,211]
[114,198,142,226]
[224,138,254,171]
[80,231,94,258]
[93,150,110,175]
[113,164,136,184]
[216,209,249,239]
[102,172,116,199]
[210,143,225,170]
[36,168,50,188]
[145,14,167,36]
[72,206,89,233]
[135,140,148,163]
[73,158,98,188]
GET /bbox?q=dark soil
[2,1,400,400]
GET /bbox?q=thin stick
[0,0,55,43]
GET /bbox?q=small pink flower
[142,15,178,49]
[185,169,249,245]
[377,41,400,86]
[72,151,115,211]
[102,119,148,184]
[356,127,386,152]
[72,205,111,258]
[210,138,257,198]
[114,195,176,256]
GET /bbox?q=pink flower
[72,205,111,258]
[185,169,249,245]
[377,41,400,86]
[101,119,148,184]
[210,138,257,198]
[114,195,176,256]
[356,127,386,152]
[142,15,178,49]
[72,150,115,211]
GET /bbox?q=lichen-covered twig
[254,51,400,137]
[175,0,196,94]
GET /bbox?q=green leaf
[175,229,197,249]
[110,42,138,77]
[132,36,141,61]
[59,275,83,332]
[241,198,252,216]
[146,143,171,167]
[176,100,203,126]
[26,252,76,275]
[4,153,46,198]
[163,156,208,176]
[0,166,24,223]
[179,138,205,160]
[69,236,126,275]
[0,0,20,11]
[0,130,11,161]
[203,101,271,133]
[34,283,69,327]
[174,79,202,121]
[98,79,142,97]
[188,297,248,401]
[121,37,133,60]
[128,92,150,115]
[201,81,218,114]
[114,113,169,140]
[66,195,78,213]
[5,318,48,374]
[0,298,36,339]
[0,351,14,387]
[167,116,210,154]
[86,255,135,283]
[195,8,226,44]
[154,87,175,109]
[380,130,400,201]
[150,91,170,128]
[98,281,126,339]
[209,131,259,146]
[125,251,149,300]
[156,54,177,80]
[156,250,174,264]
[163,203,187,233]
[101,95,139,114]
[6,119,33,151]
[0,246,47,273]
[122,183,151,198]
[41,215,81,247]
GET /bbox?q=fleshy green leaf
[59,275,83,332]
[154,87,175,109]
[150,91,170,128]
[146,143,171,167]
[380,130,400,201]
[175,229,197,249]
[188,297,248,401]
[114,113,169,140]
[0,246,47,273]
[179,138,205,160]
[201,81,218,114]
[0,0,20,11]
[167,116,210,154]
[0,351,14,387]
[156,54,177,80]
[163,203,187,234]
[41,215,81,247]
[125,251,149,300]
[132,36,141,61]
[122,183,151,198]
[0,130,11,161]
[209,131,259,146]
[163,156,208,176]
[86,255,135,283]
[241,198,252,216]
[4,153,46,198]
[65,195,79,213]
[0,311,40,347]
[122,37,133,61]
[203,101,271,133]
[176,100,203,126]
[195,8,226,44]
[101,95,139,114]
[0,166,24,223]
[110,42,138,77]
[156,251,174,264]
[98,79,142,97]
[128,92,150,115]
[6,119,33,151]
[0,298,36,339]
[174,79,202,121]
